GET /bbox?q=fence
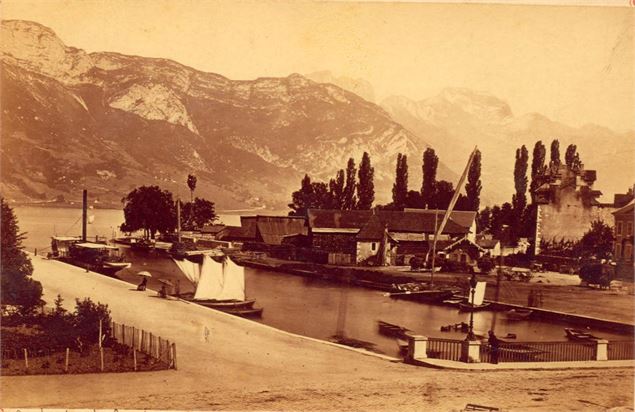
[480,341,597,363]
[426,338,463,361]
[608,341,634,360]
[110,321,176,369]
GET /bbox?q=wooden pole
[132,327,136,349]
[100,347,104,372]
[65,348,70,372]
[23,348,29,369]
[99,319,103,348]
[133,349,137,371]
[171,343,177,370]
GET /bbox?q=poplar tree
[465,149,482,211]
[550,139,561,166]
[392,154,408,210]
[565,144,577,168]
[329,169,346,210]
[342,158,357,210]
[530,141,547,198]
[421,148,438,208]
[512,146,529,241]
[356,152,375,210]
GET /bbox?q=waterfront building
[613,199,634,279]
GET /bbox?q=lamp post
[466,272,477,341]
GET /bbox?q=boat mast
[176,196,182,243]
[82,189,87,242]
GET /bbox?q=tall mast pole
[82,189,87,241]
[176,196,182,243]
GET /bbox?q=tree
[356,152,375,210]
[465,149,482,211]
[74,297,112,345]
[490,202,513,239]
[477,206,492,233]
[342,158,357,210]
[187,174,197,203]
[512,145,529,241]
[578,220,615,260]
[565,144,577,168]
[181,198,217,229]
[328,169,346,209]
[405,190,423,208]
[1,199,43,313]
[392,153,408,210]
[550,139,561,166]
[421,148,438,208]
[288,175,331,216]
[121,186,176,239]
[431,180,454,210]
[530,141,546,198]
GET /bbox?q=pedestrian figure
[137,277,147,291]
[488,330,500,364]
[159,284,168,298]
[204,326,210,343]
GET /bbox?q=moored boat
[174,254,263,318]
[377,320,411,338]
[458,302,491,312]
[389,289,455,303]
[564,328,599,341]
[506,308,533,320]
[458,280,490,312]
[51,237,131,277]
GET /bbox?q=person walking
[488,330,500,364]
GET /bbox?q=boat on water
[174,254,263,317]
[564,328,600,341]
[442,297,465,306]
[51,237,131,277]
[377,320,411,338]
[458,281,490,312]
[389,289,455,303]
[506,308,533,320]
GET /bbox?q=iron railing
[608,341,634,360]
[480,341,596,363]
[427,337,463,361]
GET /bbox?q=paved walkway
[413,358,635,370]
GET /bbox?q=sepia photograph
[0,0,634,410]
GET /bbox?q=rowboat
[389,289,455,303]
[377,320,411,338]
[506,308,533,320]
[564,328,599,341]
[458,302,491,312]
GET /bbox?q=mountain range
[1,20,452,209]
[2,20,632,211]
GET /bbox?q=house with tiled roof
[307,208,477,265]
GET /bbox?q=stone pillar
[595,339,608,361]
[406,335,428,361]
[461,340,481,363]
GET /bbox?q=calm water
[14,206,628,357]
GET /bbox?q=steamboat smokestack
[82,189,87,241]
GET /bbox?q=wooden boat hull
[564,328,599,341]
[506,309,533,320]
[191,299,256,310]
[389,289,454,303]
[377,321,411,338]
[458,302,491,312]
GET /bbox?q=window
[627,222,633,236]
[616,222,623,236]
[625,244,633,261]
[615,243,622,259]
[371,242,377,251]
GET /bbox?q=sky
[2,0,634,132]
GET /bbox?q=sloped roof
[200,224,226,234]
[356,214,387,240]
[307,209,372,229]
[255,216,307,245]
[217,225,255,241]
[239,216,259,239]
[613,199,635,216]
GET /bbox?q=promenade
[1,256,633,411]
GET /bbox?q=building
[613,199,634,278]
[307,209,476,265]
[533,163,616,255]
[219,215,307,245]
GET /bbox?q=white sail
[469,281,487,306]
[173,258,201,286]
[193,256,224,300]
[215,258,246,301]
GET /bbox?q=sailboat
[174,254,263,317]
[458,281,490,312]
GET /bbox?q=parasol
[136,271,152,277]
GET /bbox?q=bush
[477,257,495,273]
[409,256,425,271]
[579,263,611,288]
[74,298,112,346]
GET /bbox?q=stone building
[613,199,634,278]
[533,163,616,255]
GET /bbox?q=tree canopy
[1,199,42,312]
[578,220,615,260]
[121,186,176,238]
[421,148,438,209]
[392,153,408,210]
[356,152,375,210]
[465,149,482,211]
[182,197,217,230]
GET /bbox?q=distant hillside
[1,20,455,209]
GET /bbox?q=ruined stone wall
[536,187,615,248]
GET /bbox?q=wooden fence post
[100,347,104,372]
[23,348,29,369]
[171,343,177,370]
[132,327,136,349]
[65,348,69,372]
[133,349,137,371]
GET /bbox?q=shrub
[73,298,111,346]
[477,257,495,273]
